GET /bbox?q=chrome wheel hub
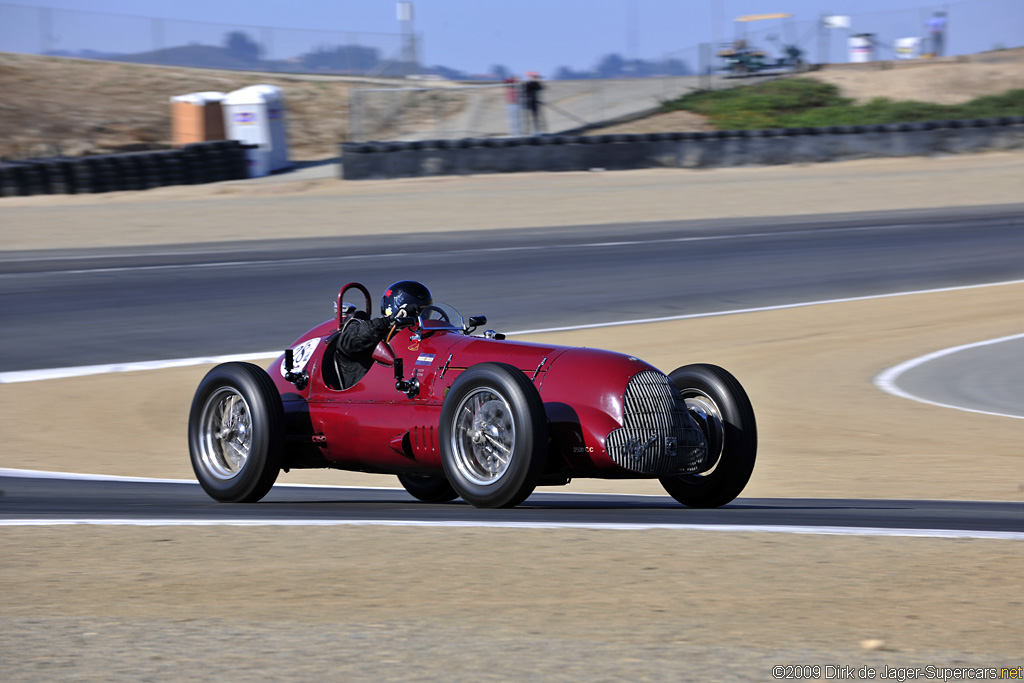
[684,391,725,474]
[451,389,515,486]
[198,387,253,481]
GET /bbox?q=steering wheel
[419,304,451,324]
[337,282,372,329]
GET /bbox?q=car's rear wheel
[660,363,756,508]
[397,474,459,503]
[440,363,547,508]
[188,362,284,503]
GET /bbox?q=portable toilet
[222,85,290,177]
[170,92,226,146]
[895,37,920,60]
[848,34,876,63]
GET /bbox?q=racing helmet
[381,280,432,320]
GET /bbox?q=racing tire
[439,362,547,508]
[397,474,459,503]
[660,364,756,508]
[188,362,284,503]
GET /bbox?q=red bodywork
[268,315,668,480]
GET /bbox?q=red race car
[188,283,757,508]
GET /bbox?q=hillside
[0,52,367,160]
[592,47,1024,135]
[2,48,1023,160]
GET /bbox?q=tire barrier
[340,115,1024,180]
[0,140,251,198]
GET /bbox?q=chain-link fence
[0,2,410,76]
[3,0,1017,78]
[348,73,733,142]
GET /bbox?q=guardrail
[0,140,250,197]
[339,116,1024,180]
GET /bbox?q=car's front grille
[605,371,707,475]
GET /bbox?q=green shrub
[663,78,1024,129]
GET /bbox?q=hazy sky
[2,0,1021,74]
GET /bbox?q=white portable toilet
[223,85,290,177]
[894,37,921,60]
[848,34,876,63]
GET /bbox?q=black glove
[389,304,418,328]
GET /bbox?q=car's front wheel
[660,363,756,508]
[188,362,284,503]
[439,363,547,508]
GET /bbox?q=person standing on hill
[522,72,546,135]
[927,12,947,57]
[503,76,522,136]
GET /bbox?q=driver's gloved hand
[389,307,417,329]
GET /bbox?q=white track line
[0,467,641,496]
[874,333,1024,420]
[3,278,1024,384]
[0,518,1018,540]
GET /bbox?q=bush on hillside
[663,79,1024,129]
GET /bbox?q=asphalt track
[3,204,1024,371]
[879,334,1024,419]
[3,204,1023,533]
[1,472,1021,537]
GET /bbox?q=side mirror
[394,357,420,398]
[372,341,395,367]
[283,348,308,389]
[468,315,487,328]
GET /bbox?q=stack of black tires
[0,140,251,197]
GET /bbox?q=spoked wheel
[440,363,547,508]
[397,474,459,503]
[660,363,757,508]
[188,362,284,503]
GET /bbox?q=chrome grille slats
[606,371,707,475]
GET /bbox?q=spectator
[522,72,546,135]
[503,76,522,136]
[927,12,947,57]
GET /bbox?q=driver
[335,280,432,389]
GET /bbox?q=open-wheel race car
[188,283,757,509]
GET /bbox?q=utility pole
[40,7,53,54]
[818,12,829,66]
[627,0,638,63]
[397,2,416,77]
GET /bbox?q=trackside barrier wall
[0,141,251,197]
[338,116,1024,180]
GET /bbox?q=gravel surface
[2,528,1021,681]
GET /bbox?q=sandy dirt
[2,528,1020,680]
[3,279,1022,503]
[2,148,1023,678]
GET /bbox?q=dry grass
[3,48,1022,159]
[0,52,361,160]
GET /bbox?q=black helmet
[381,280,432,319]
